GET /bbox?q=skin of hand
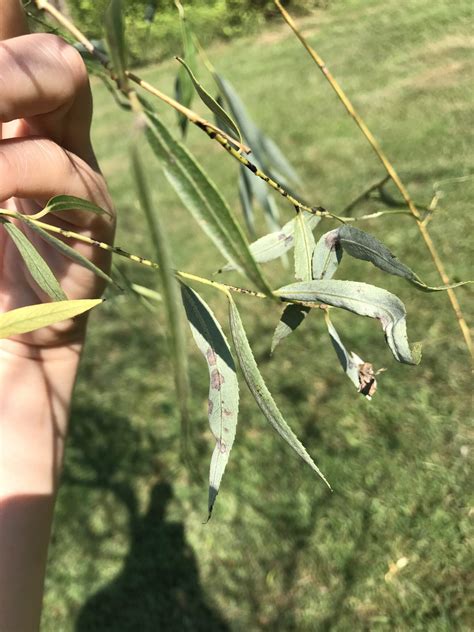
[0,11,115,349]
[0,2,115,629]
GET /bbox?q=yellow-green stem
[0,209,265,299]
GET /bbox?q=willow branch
[275,0,472,358]
[0,209,265,299]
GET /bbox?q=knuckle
[37,33,88,87]
[58,40,88,85]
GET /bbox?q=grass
[42,0,472,629]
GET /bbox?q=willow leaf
[176,57,242,146]
[181,285,239,519]
[131,143,191,456]
[275,280,421,365]
[215,75,300,189]
[241,160,280,230]
[0,299,102,339]
[312,229,343,280]
[324,312,377,399]
[228,296,331,488]
[270,303,311,354]
[1,219,66,301]
[338,225,471,292]
[32,194,110,220]
[259,135,303,188]
[104,0,127,88]
[220,213,320,272]
[294,211,316,281]
[140,99,271,295]
[174,0,196,136]
[238,167,256,238]
[215,75,262,156]
[25,221,115,287]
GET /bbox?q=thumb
[0,0,29,41]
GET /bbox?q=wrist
[0,338,83,496]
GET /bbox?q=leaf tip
[412,342,422,365]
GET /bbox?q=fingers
[0,34,93,161]
[0,136,114,227]
[0,0,29,40]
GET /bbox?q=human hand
[0,0,115,351]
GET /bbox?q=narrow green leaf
[228,295,331,489]
[176,57,242,147]
[24,220,116,287]
[271,303,311,354]
[275,280,421,365]
[259,135,303,188]
[215,75,262,156]
[0,299,102,339]
[32,194,111,220]
[216,74,301,188]
[339,225,418,282]
[181,285,239,519]
[129,284,162,303]
[131,142,191,456]
[324,312,378,399]
[238,167,257,238]
[220,213,320,273]
[294,211,316,281]
[338,225,472,292]
[174,0,196,136]
[139,98,272,295]
[312,229,343,280]
[105,0,127,88]
[242,162,281,231]
[1,219,66,301]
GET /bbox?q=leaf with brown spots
[219,212,320,273]
[181,284,239,520]
[324,312,379,400]
[275,280,421,365]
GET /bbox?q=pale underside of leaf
[1,219,66,301]
[324,312,377,399]
[140,99,271,295]
[220,212,320,273]
[312,229,343,281]
[275,280,421,365]
[0,299,102,339]
[228,296,331,489]
[294,210,316,281]
[181,285,239,519]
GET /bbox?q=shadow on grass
[61,404,229,632]
[75,481,229,632]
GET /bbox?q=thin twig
[342,175,390,215]
[32,0,338,222]
[34,0,250,154]
[275,0,472,358]
[34,0,423,227]
[0,209,266,298]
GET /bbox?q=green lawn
[42,0,472,630]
